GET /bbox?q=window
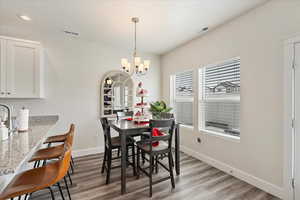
[171,70,194,126]
[199,58,240,137]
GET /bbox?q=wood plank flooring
[30,152,281,200]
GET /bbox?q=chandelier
[121,17,150,76]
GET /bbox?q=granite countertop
[0,115,59,176]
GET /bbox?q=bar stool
[0,144,73,200]
[43,125,76,173]
[29,124,75,185]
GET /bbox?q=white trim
[200,129,240,143]
[180,145,283,199]
[72,146,104,158]
[283,35,300,200]
[0,35,41,45]
[180,124,194,130]
[199,56,241,70]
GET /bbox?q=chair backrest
[100,117,112,148]
[66,124,75,146]
[113,109,124,114]
[43,143,72,187]
[54,144,72,183]
[116,111,133,120]
[149,119,175,151]
[160,112,174,119]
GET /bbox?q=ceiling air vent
[202,27,209,32]
[63,30,79,36]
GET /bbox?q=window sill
[179,124,194,130]
[199,129,240,143]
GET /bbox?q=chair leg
[137,148,140,179]
[67,171,73,185]
[132,145,136,176]
[37,160,40,168]
[48,187,55,200]
[149,155,153,197]
[142,151,146,164]
[106,150,112,184]
[168,153,175,189]
[101,147,107,174]
[57,182,66,200]
[70,161,74,174]
[71,156,75,166]
[171,153,174,168]
[64,177,72,200]
[33,161,38,168]
[42,159,47,166]
[155,156,159,174]
[25,193,33,200]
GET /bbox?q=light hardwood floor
[30,152,281,200]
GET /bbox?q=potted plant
[149,101,173,119]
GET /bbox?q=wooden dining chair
[99,117,136,184]
[140,113,174,164]
[0,144,73,200]
[136,119,176,197]
[43,124,76,173]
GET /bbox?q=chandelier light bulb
[126,63,131,72]
[134,57,141,66]
[121,58,128,67]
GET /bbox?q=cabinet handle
[1,92,4,95]
[7,92,11,95]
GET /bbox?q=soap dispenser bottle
[0,121,8,141]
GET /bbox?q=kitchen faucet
[0,104,12,131]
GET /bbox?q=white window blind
[172,70,194,126]
[201,58,240,99]
[199,58,240,137]
[175,70,193,97]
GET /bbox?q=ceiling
[0,0,268,54]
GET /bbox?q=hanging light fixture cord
[134,19,137,57]
[132,17,139,57]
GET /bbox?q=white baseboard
[180,145,283,199]
[72,146,104,158]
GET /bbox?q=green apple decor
[149,101,172,119]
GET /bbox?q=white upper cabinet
[0,36,44,98]
[0,39,6,98]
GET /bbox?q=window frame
[170,69,195,128]
[198,57,241,140]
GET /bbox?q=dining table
[109,119,181,195]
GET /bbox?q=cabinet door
[0,39,6,97]
[6,40,42,98]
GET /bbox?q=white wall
[161,0,300,197]
[0,27,161,151]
